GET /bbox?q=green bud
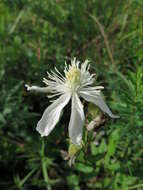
[68,142,82,157]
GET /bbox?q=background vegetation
[0,0,143,189]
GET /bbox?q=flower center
[65,66,81,89]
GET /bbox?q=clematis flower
[25,58,119,144]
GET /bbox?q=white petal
[25,84,49,93]
[81,59,90,73]
[79,91,119,118]
[68,93,85,144]
[36,93,71,136]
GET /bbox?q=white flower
[25,58,119,144]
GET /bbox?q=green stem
[41,140,51,190]
[129,184,143,189]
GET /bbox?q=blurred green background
[0,0,143,189]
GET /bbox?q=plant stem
[41,140,51,190]
[90,14,115,66]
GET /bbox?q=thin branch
[9,7,26,34]
[90,15,115,66]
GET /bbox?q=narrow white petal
[36,93,71,136]
[81,59,90,73]
[68,93,85,145]
[79,91,119,118]
[25,84,49,93]
[80,86,104,91]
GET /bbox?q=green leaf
[75,163,93,173]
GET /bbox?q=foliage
[0,0,143,189]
